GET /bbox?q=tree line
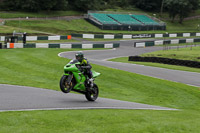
[0,0,199,23]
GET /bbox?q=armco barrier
[0,35,72,41]
[71,32,200,39]
[1,32,200,41]
[134,38,200,47]
[129,56,200,68]
[6,43,120,49]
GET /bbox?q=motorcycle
[60,59,100,101]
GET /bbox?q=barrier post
[10,43,14,48]
[67,35,72,40]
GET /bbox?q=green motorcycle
[60,59,100,101]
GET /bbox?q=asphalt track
[0,84,176,112]
[1,39,199,112]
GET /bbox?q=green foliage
[0,0,199,14]
[105,0,131,8]
[135,0,162,11]
[1,0,68,12]
[165,0,200,23]
[69,0,106,11]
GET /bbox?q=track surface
[0,84,176,112]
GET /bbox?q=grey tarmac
[0,84,177,112]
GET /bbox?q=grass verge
[0,11,82,18]
[5,19,200,35]
[0,48,200,132]
[0,25,42,34]
[142,46,200,62]
[0,109,200,133]
[109,46,200,73]
[156,43,200,47]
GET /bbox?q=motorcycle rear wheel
[60,75,73,93]
[85,83,99,101]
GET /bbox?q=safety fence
[134,38,200,47]
[1,33,200,41]
[129,56,200,68]
[6,43,120,49]
[71,32,200,39]
[0,35,72,41]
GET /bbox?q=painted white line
[102,56,128,61]
[120,40,134,41]
[58,48,116,58]
[0,107,178,112]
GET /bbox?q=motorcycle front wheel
[60,75,73,93]
[85,83,99,101]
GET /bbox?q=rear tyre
[85,83,99,101]
[60,75,73,93]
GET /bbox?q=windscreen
[69,59,79,64]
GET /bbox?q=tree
[135,0,162,11]
[165,0,179,22]
[165,0,199,23]
[40,0,57,12]
[1,0,68,12]
[71,0,105,12]
[21,0,41,12]
[106,0,131,8]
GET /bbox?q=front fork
[66,74,73,84]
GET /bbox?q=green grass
[142,46,200,62]
[0,11,83,18]
[156,42,200,47]
[166,19,200,32]
[5,19,200,35]
[109,46,200,73]
[6,19,103,35]
[0,25,40,34]
[0,109,200,133]
[0,48,200,132]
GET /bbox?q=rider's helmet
[75,51,84,62]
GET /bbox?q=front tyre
[60,75,73,93]
[85,84,99,101]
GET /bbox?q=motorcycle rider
[75,52,94,88]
